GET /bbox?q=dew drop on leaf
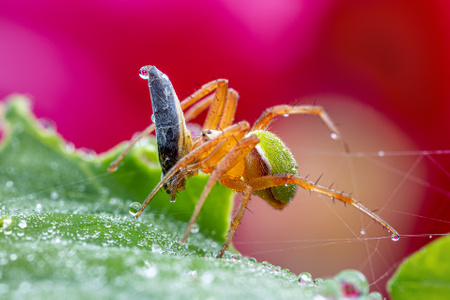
[298,272,313,286]
[18,220,27,229]
[314,278,324,286]
[334,269,369,298]
[151,243,163,254]
[65,142,75,153]
[35,203,42,213]
[368,291,383,300]
[200,272,215,285]
[38,118,56,131]
[1,216,12,229]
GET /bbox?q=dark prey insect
[109,65,399,258]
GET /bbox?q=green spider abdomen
[244,130,298,208]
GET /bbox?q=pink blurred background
[2,0,450,296]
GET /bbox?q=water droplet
[151,243,163,254]
[138,261,159,278]
[429,235,433,239]
[314,278,324,286]
[18,220,27,229]
[273,266,282,273]
[1,217,12,229]
[139,66,151,79]
[108,163,118,172]
[50,191,59,200]
[283,113,289,117]
[245,257,257,263]
[281,268,292,276]
[368,292,383,300]
[200,272,215,285]
[334,269,369,297]
[298,272,314,286]
[9,254,17,261]
[360,229,366,235]
[35,203,42,213]
[38,118,56,131]
[5,181,13,188]
[129,202,141,216]
[378,150,385,157]
[391,234,400,242]
[190,223,199,234]
[65,142,75,153]
[330,133,338,140]
[151,114,155,122]
[170,198,176,203]
[79,147,96,159]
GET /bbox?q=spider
[109,65,399,258]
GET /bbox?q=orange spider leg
[217,88,239,129]
[203,80,228,130]
[183,94,215,122]
[183,88,239,130]
[135,121,250,217]
[217,177,253,258]
[179,79,228,110]
[247,174,399,237]
[251,105,350,152]
[108,123,156,172]
[180,134,260,243]
[178,79,230,130]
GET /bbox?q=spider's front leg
[248,174,399,238]
[180,80,239,131]
[251,105,350,152]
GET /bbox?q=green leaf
[387,235,450,299]
[0,95,382,299]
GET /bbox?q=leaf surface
[388,235,450,299]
